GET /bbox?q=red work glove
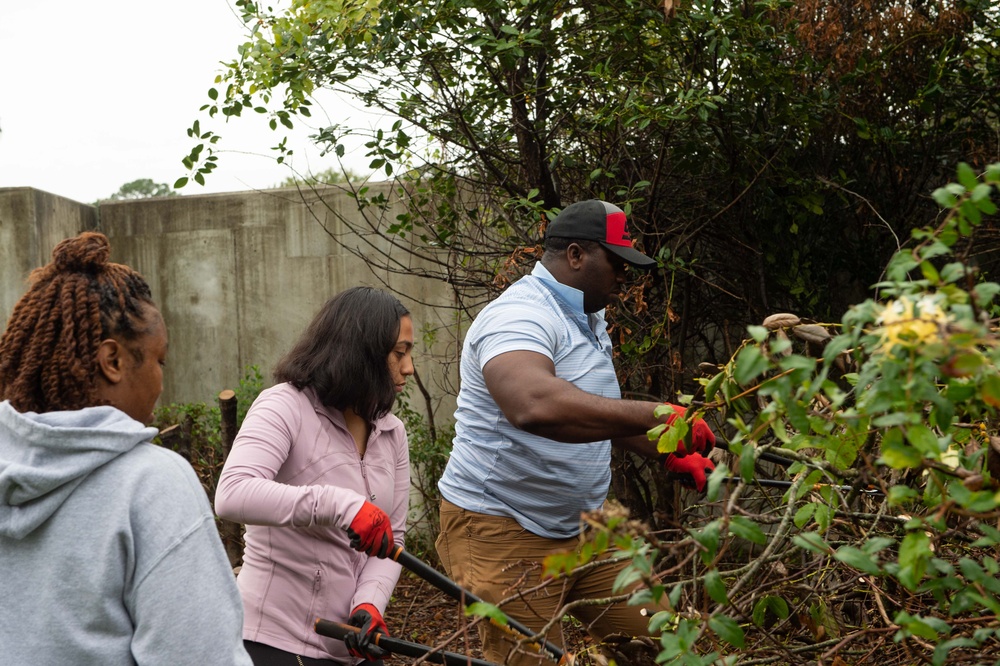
[344,603,389,660]
[663,452,716,492]
[662,403,716,455]
[347,500,394,558]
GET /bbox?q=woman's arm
[214,387,366,529]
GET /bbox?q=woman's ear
[96,338,125,384]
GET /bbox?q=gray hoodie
[0,400,252,665]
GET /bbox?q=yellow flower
[876,295,948,349]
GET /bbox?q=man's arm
[482,350,663,443]
[613,433,661,458]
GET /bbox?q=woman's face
[96,304,168,424]
[387,315,415,392]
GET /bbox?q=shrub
[153,365,264,498]
[535,163,1000,665]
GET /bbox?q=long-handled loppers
[314,618,500,666]
[389,545,572,665]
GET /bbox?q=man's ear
[96,338,125,384]
[565,242,587,270]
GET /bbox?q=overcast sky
[0,1,380,204]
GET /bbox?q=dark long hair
[0,232,155,413]
[273,286,410,422]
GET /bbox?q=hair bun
[51,232,111,273]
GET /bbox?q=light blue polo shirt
[438,262,619,538]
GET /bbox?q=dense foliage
[183,0,999,396]
[179,6,1000,659]
[558,163,1000,664]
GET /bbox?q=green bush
[563,162,1000,665]
[153,365,264,497]
[395,390,454,564]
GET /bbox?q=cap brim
[601,242,657,269]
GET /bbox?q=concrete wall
[0,185,459,425]
[0,188,98,319]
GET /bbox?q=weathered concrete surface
[0,185,459,426]
[0,188,98,321]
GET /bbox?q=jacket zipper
[359,458,376,501]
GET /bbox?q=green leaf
[733,346,769,385]
[704,372,725,401]
[933,638,979,666]
[906,424,942,456]
[465,601,508,625]
[956,162,978,190]
[740,443,755,481]
[834,545,882,574]
[879,437,923,469]
[932,186,957,208]
[747,325,769,342]
[982,374,1000,408]
[793,532,831,555]
[612,564,643,593]
[920,260,940,283]
[973,282,1000,307]
[704,569,728,604]
[668,583,683,609]
[708,615,745,648]
[897,531,931,590]
[751,596,789,626]
[794,503,817,529]
[647,610,674,633]
[691,520,721,565]
[728,516,767,545]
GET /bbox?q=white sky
[0,1,384,204]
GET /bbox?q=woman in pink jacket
[216,286,414,666]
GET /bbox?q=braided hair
[0,232,155,413]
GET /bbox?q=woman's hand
[347,500,394,558]
[344,603,389,660]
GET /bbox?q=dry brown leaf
[763,312,801,330]
[793,323,832,344]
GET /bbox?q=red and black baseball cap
[545,200,657,269]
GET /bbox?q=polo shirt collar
[531,262,605,319]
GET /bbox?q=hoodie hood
[0,401,159,539]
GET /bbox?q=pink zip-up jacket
[216,382,408,661]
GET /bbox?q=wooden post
[217,388,243,570]
[219,389,237,462]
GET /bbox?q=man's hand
[662,404,716,455]
[663,452,716,492]
[344,603,389,660]
[347,501,394,558]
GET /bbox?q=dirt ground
[385,571,657,666]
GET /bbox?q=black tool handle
[315,618,500,666]
[390,546,567,662]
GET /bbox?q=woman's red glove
[347,500,394,558]
[663,452,716,492]
[662,403,716,455]
[344,603,389,660]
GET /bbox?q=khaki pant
[435,499,667,666]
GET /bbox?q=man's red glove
[347,500,394,558]
[344,603,389,660]
[663,452,716,492]
[662,403,716,455]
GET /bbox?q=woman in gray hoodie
[0,231,251,665]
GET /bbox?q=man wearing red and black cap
[436,200,716,666]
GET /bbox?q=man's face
[579,244,627,313]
